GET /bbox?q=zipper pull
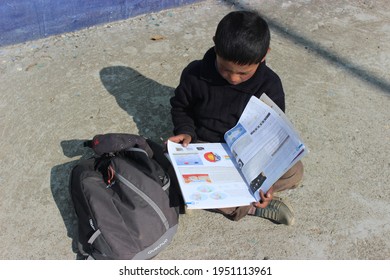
[106,165,115,188]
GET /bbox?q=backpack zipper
[115,173,169,230]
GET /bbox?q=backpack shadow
[50,139,94,258]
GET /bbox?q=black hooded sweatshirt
[170,47,285,143]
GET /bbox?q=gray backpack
[70,134,179,260]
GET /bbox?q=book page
[167,141,256,209]
[224,95,307,201]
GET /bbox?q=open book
[167,94,308,209]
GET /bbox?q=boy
[168,11,303,225]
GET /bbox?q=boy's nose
[227,74,241,85]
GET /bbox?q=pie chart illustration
[204,152,221,162]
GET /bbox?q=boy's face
[215,55,259,85]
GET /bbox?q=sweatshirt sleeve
[170,65,198,142]
[267,76,285,112]
[258,65,286,113]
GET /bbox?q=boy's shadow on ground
[50,66,175,258]
[100,66,175,143]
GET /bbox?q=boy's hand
[252,189,273,209]
[168,134,192,147]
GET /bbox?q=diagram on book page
[225,123,246,147]
[174,153,203,166]
[167,141,256,209]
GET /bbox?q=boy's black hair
[214,11,270,65]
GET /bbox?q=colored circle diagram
[204,152,221,162]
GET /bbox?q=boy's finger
[169,135,183,143]
[182,138,191,147]
[259,190,266,201]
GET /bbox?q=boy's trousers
[216,160,304,221]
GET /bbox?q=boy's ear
[212,36,216,44]
[261,48,271,62]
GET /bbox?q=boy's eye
[224,69,247,75]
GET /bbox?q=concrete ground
[0,0,389,260]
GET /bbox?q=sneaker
[253,197,295,226]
